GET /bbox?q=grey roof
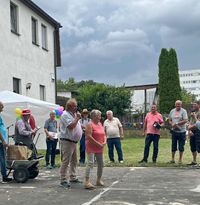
[20,0,62,28]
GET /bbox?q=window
[13,77,21,94]
[41,24,48,50]
[40,85,46,101]
[32,17,38,45]
[10,2,18,34]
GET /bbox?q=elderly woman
[84,109,106,189]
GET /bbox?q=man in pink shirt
[139,104,164,164]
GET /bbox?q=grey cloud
[34,0,200,85]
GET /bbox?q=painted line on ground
[0,186,36,189]
[190,185,200,192]
[81,180,119,205]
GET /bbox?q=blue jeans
[0,143,7,177]
[45,139,58,166]
[143,134,160,162]
[107,137,123,162]
[79,133,86,163]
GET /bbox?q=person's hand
[2,140,8,147]
[120,135,124,140]
[76,112,81,119]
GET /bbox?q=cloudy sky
[34,0,200,86]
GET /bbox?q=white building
[179,69,200,100]
[0,0,62,103]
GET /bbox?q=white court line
[81,181,119,205]
[190,185,200,192]
[0,186,36,189]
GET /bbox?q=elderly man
[0,101,12,182]
[44,111,58,169]
[138,104,164,164]
[15,109,38,159]
[169,100,188,164]
[60,98,82,189]
[104,110,124,163]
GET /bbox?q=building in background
[126,84,158,113]
[179,69,200,100]
[0,0,62,103]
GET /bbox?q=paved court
[0,166,200,205]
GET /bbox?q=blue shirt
[0,114,7,142]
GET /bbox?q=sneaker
[2,177,12,183]
[119,160,124,164]
[70,178,82,183]
[108,160,115,164]
[138,159,147,164]
[47,165,53,169]
[60,181,71,188]
[187,162,197,166]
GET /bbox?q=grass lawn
[38,134,195,167]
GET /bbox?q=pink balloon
[58,106,64,111]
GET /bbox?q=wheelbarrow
[6,159,40,183]
[6,125,43,183]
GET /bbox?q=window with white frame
[40,85,46,101]
[10,2,18,33]
[32,17,38,45]
[41,24,48,50]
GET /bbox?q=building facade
[0,0,61,103]
[179,69,200,100]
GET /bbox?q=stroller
[6,124,43,183]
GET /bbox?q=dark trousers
[143,134,160,162]
[107,137,123,162]
[45,139,58,166]
[0,143,6,177]
[79,133,85,163]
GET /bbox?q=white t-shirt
[104,117,122,139]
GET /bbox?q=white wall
[179,69,200,100]
[0,0,56,103]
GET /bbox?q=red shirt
[29,115,36,130]
[86,121,105,153]
[145,111,163,135]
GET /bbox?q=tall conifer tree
[158,48,181,113]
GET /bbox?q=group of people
[59,98,124,189]
[0,99,124,189]
[139,100,200,166]
[2,97,200,188]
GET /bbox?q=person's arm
[61,112,81,130]
[0,132,7,146]
[17,120,33,136]
[143,117,147,135]
[85,124,103,148]
[188,124,196,130]
[177,110,188,126]
[44,128,54,140]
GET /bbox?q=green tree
[76,83,132,118]
[158,48,181,113]
[181,88,196,105]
